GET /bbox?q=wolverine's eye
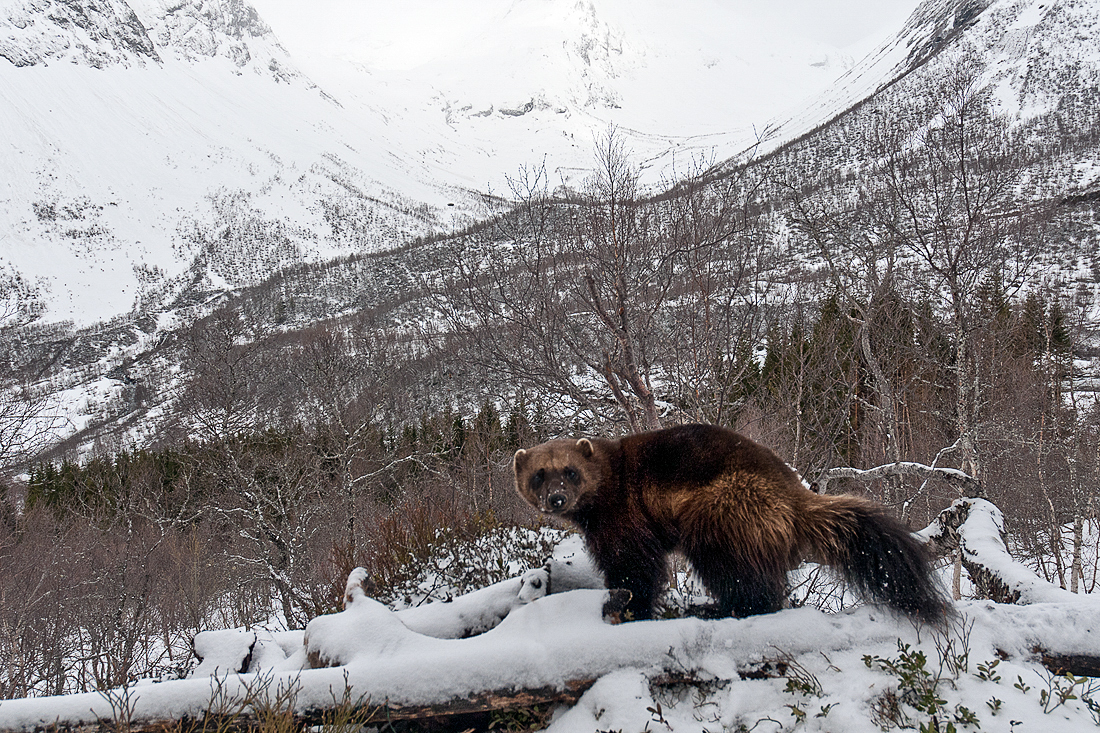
[531,469,545,489]
[564,467,579,483]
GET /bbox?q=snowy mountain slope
[756,0,1100,326]
[748,0,1100,360]
[1,0,896,328]
[274,0,862,190]
[0,0,472,325]
[767,0,991,145]
[766,0,1100,164]
[11,0,1100,462]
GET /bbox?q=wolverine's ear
[576,439,594,458]
[513,448,528,470]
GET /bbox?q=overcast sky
[730,0,922,48]
[248,0,924,61]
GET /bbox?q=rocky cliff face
[130,0,299,80]
[0,0,159,67]
[0,0,300,80]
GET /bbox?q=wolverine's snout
[547,493,567,511]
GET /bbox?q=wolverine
[514,423,947,622]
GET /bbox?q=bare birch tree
[439,129,769,434]
[877,64,1046,481]
[0,267,63,476]
[660,158,774,426]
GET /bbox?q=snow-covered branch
[815,460,981,498]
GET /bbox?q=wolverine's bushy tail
[808,496,948,624]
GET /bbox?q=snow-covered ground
[6,596,1099,731]
[2,519,1099,731]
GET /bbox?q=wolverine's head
[513,438,600,516]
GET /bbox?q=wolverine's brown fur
[514,423,946,622]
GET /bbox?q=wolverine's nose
[547,493,567,511]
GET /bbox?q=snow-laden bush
[367,518,567,610]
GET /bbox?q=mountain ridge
[0,0,889,326]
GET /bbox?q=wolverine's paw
[602,588,633,624]
[684,602,727,620]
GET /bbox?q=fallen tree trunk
[914,498,1100,678]
[191,537,607,677]
[1038,652,1100,679]
[14,648,1099,733]
[814,459,982,498]
[13,680,599,733]
[919,498,1098,605]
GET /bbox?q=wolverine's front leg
[586,530,668,620]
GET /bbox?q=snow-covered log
[189,536,606,676]
[187,569,561,678]
[920,498,1100,605]
[190,627,306,677]
[6,598,1100,731]
[363,534,605,641]
[308,545,615,668]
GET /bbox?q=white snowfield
[1,516,1099,731]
